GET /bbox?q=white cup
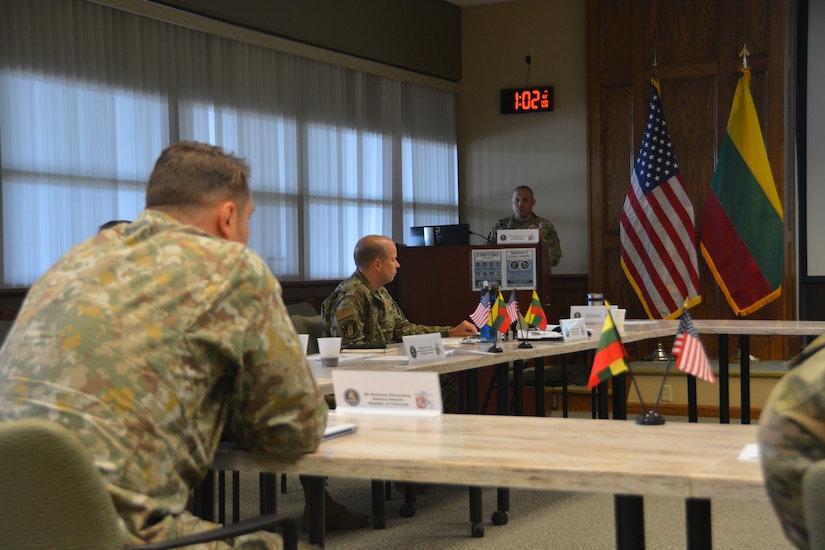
[298,334,309,355]
[317,337,342,367]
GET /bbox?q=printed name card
[560,318,589,342]
[496,228,540,244]
[401,333,446,365]
[331,370,443,417]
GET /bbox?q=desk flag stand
[515,316,532,349]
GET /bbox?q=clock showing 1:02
[500,86,554,114]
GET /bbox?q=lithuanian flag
[524,290,548,330]
[700,68,783,316]
[587,309,629,389]
[490,291,511,334]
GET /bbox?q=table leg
[687,377,698,422]
[306,475,325,547]
[718,335,730,424]
[615,494,645,550]
[686,498,712,550]
[371,480,386,529]
[613,374,627,420]
[259,472,277,514]
[534,357,546,417]
[469,486,484,537]
[493,362,511,525]
[196,470,216,522]
[740,335,751,424]
[512,360,525,416]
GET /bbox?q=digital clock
[500,86,554,114]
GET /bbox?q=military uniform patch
[341,319,358,339]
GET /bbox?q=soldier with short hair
[321,234,477,412]
[0,141,328,548]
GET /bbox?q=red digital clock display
[500,86,554,114]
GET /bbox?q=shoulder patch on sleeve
[335,306,354,321]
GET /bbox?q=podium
[388,243,552,328]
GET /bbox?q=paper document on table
[522,329,564,340]
[738,443,760,462]
[323,423,358,441]
[307,353,372,364]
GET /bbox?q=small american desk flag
[506,290,519,323]
[671,309,716,383]
[470,290,491,329]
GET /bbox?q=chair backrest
[285,301,317,318]
[803,459,825,549]
[0,418,123,550]
[291,314,325,355]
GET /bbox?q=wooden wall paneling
[587,0,794,360]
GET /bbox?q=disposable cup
[317,337,342,367]
[298,334,309,354]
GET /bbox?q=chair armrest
[133,513,298,550]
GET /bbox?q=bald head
[354,235,394,269]
[354,235,399,290]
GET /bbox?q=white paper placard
[401,333,446,365]
[496,228,540,244]
[560,318,589,342]
[331,370,442,416]
[569,305,618,328]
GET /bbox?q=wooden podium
[387,243,552,328]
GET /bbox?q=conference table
[213,412,764,549]
[209,318,824,546]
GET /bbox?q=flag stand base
[636,411,666,425]
[517,341,533,349]
[643,343,669,362]
[487,345,503,353]
[730,346,761,363]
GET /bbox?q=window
[0,0,458,285]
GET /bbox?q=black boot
[300,477,368,532]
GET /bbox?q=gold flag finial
[739,44,750,68]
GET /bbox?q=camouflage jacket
[0,210,328,544]
[321,271,450,346]
[758,333,825,549]
[489,212,562,267]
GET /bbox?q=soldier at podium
[321,235,478,411]
[488,185,562,267]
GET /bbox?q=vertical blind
[0,0,458,285]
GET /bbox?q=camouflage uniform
[321,271,458,410]
[489,213,562,267]
[758,333,825,549]
[0,210,328,549]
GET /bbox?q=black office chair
[0,418,298,550]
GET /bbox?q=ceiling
[445,0,513,6]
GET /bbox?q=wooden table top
[214,413,765,501]
[305,319,825,393]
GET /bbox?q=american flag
[620,79,701,319]
[469,290,491,328]
[671,309,716,383]
[506,289,519,324]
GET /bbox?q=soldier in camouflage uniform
[321,235,478,412]
[487,185,562,267]
[0,142,328,549]
[758,334,825,549]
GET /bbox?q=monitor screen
[409,223,470,246]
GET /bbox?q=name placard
[402,333,446,365]
[496,228,540,244]
[560,318,589,342]
[331,370,442,416]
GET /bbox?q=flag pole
[487,283,503,353]
[517,314,532,349]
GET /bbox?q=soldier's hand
[449,320,479,337]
